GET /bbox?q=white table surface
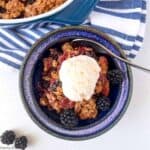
[0,6,150,150]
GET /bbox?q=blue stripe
[0,32,27,52]
[120,43,140,51]
[0,50,24,61]
[29,21,54,28]
[92,25,143,52]
[141,14,146,22]
[37,28,50,34]
[29,29,43,39]
[97,0,142,9]
[46,23,64,30]
[17,21,40,29]
[94,7,145,21]
[92,25,136,41]
[26,22,38,28]
[93,26,144,51]
[142,0,146,9]
[0,41,14,50]
[5,29,30,50]
[16,29,38,41]
[44,26,58,31]
[26,20,47,29]
[38,22,50,28]
[126,53,136,58]
[119,44,131,51]
[12,29,31,48]
[84,22,91,25]
[19,24,30,29]
[0,56,20,69]
[136,36,143,42]
[33,29,45,36]
[133,45,140,51]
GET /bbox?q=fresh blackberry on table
[15,136,28,150]
[107,69,124,84]
[1,130,16,145]
[60,109,79,128]
[96,96,111,111]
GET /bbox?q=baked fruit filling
[38,42,124,128]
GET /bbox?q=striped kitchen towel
[0,0,147,70]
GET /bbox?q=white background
[0,5,150,150]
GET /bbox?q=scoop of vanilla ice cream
[59,55,101,102]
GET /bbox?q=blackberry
[60,109,79,128]
[1,130,16,145]
[16,12,24,19]
[15,136,28,150]
[49,80,62,91]
[20,0,35,4]
[56,80,62,86]
[49,82,57,91]
[42,80,49,89]
[85,51,96,58]
[27,0,35,4]
[0,7,6,13]
[50,49,58,59]
[96,96,111,111]
[107,69,124,84]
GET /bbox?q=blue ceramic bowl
[20,26,133,140]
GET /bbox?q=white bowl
[0,0,73,25]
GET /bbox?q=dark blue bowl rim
[20,26,133,140]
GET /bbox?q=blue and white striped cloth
[0,0,147,70]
